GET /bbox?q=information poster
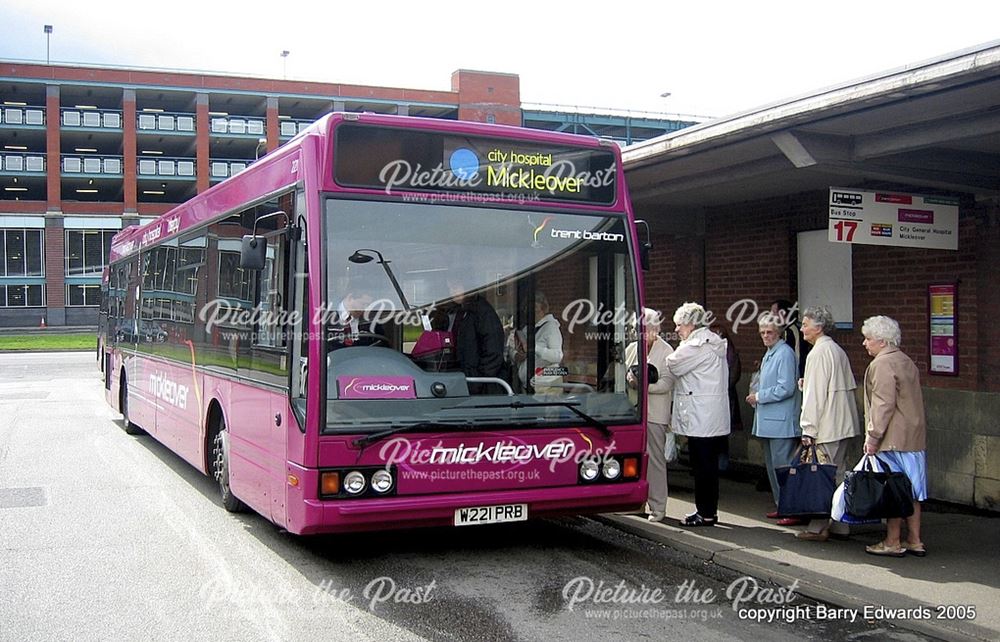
[828,188,959,250]
[928,283,957,375]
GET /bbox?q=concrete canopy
[623,40,1000,218]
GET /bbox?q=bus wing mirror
[240,235,267,270]
[639,243,651,271]
[635,219,652,271]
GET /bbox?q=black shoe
[679,513,717,527]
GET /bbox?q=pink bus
[104,113,652,534]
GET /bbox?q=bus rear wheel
[212,415,246,513]
[119,372,144,435]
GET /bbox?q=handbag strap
[863,454,891,473]
[800,444,821,464]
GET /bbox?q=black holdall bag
[844,454,915,520]
[775,445,838,518]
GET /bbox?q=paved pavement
[603,467,999,642]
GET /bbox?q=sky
[1,0,998,119]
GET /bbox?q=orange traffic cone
[40,316,46,329]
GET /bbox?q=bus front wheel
[212,416,246,513]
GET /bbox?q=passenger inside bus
[508,291,564,394]
[445,276,505,394]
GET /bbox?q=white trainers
[647,513,665,522]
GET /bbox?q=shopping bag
[664,430,677,464]
[775,445,837,518]
[831,480,880,525]
[843,455,914,520]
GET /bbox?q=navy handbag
[775,445,838,518]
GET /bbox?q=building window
[66,284,101,307]
[1,229,44,277]
[66,229,116,276]
[0,284,44,307]
[0,228,44,307]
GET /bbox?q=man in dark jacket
[448,280,505,394]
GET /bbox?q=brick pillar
[450,70,521,126]
[44,216,65,326]
[196,94,210,193]
[46,85,61,211]
[266,96,280,153]
[122,89,137,213]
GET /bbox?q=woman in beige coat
[861,315,928,557]
[626,308,674,522]
[796,305,861,541]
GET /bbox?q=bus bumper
[287,477,648,535]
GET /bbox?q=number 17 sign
[828,187,959,250]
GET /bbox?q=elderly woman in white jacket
[660,302,731,527]
[626,308,674,522]
[796,305,862,541]
[511,292,564,393]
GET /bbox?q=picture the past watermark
[198,575,435,613]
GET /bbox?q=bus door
[227,207,295,521]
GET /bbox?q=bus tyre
[212,416,246,513]
[119,372,144,435]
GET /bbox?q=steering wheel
[326,329,391,348]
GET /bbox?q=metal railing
[61,154,123,175]
[210,116,265,136]
[138,156,195,178]
[279,118,314,137]
[61,108,122,129]
[209,158,250,180]
[0,106,45,126]
[0,153,46,173]
[137,111,195,133]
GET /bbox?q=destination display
[334,123,617,204]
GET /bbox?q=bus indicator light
[287,474,300,487]
[622,457,639,480]
[320,472,340,495]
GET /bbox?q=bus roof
[110,113,628,263]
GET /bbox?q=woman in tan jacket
[861,315,928,558]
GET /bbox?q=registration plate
[454,504,528,527]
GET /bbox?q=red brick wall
[849,211,979,390]
[46,86,60,211]
[44,220,64,307]
[975,200,1000,390]
[451,70,521,126]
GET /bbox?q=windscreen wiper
[464,401,613,441]
[352,421,473,449]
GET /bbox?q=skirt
[878,450,928,502]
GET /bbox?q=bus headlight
[343,471,367,495]
[371,469,393,494]
[602,458,622,480]
[580,459,600,481]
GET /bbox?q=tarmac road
[0,353,935,641]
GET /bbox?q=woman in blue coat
[746,315,801,522]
